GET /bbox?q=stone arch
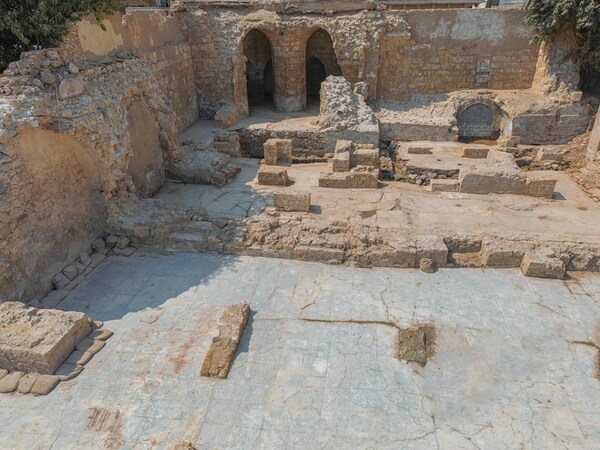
[457,100,503,141]
[305,28,341,106]
[242,28,276,111]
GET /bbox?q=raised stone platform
[0,302,92,374]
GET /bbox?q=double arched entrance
[241,27,340,113]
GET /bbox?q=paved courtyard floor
[1,253,600,449]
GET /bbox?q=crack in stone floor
[0,252,599,449]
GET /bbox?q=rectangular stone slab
[201,302,250,379]
[0,302,92,374]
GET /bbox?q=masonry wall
[181,7,540,118]
[377,9,539,100]
[589,112,600,161]
[63,10,198,131]
[2,129,107,300]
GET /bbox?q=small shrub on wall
[0,0,126,71]
[524,0,600,70]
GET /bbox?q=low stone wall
[239,128,326,160]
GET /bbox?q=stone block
[587,112,600,159]
[521,248,565,279]
[273,191,311,212]
[429,179,459,192]
[319,172,351,188]
[459,169,526,196]
[352,148,379,168]
[58,76,84,99]
[537,149,565,162]
[0,371,23,393]
[350,166,379,188]
[201,302,250,378]
[334,140,353,154]
[294,246,345,264]
[486,150,519,170]
[331,151,350,172]
[416,235,448,267]
[480,241,525,267]
[31,374,60,395]
[370,240,417,268]
[407,145,432,155]
[17,373,39,394]
[214,103,239,128]
[524,174,556,199]
[0,302,92,374]
[258,166,288,186]
[263,139,292,165]
[459,145,489,159]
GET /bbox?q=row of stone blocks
[429,148,557,199]
[33,235,136,310]
[285,235,567,279]
[0,302,112,395]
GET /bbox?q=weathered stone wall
[377,9,539,100]
[589,112,600,161]
[181,7,540,118]
[63,11,198,130]
[0,50,180,301]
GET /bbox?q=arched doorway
[305,29,341,106]
[243,29,275,109]
[458,103,496,141]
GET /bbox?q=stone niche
[5,128,107,301]
[0,302,92,374]
[126,99,165,198]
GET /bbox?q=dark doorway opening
[243,29,275,108]
[458,103,496,142]
[305,29,341,107]
[306,57,326,101]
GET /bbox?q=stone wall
[180,6,540,118]
[0,50,180,301]
[63,10,198,131]
[589,112,600,161]
[377,9,539,100]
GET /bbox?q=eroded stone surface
[0,302,92,374]
[201,302,251,379]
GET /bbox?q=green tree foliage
[0,0,125,71]
[524,0,600,70]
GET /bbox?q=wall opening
[458,103,496,142]
[243,29,275,109]
[305,29,341,107]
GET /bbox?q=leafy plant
[524,0,600,70]
[0,0,126,71]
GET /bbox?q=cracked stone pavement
[1,252,600,449]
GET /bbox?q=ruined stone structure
[0,1,598,304]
